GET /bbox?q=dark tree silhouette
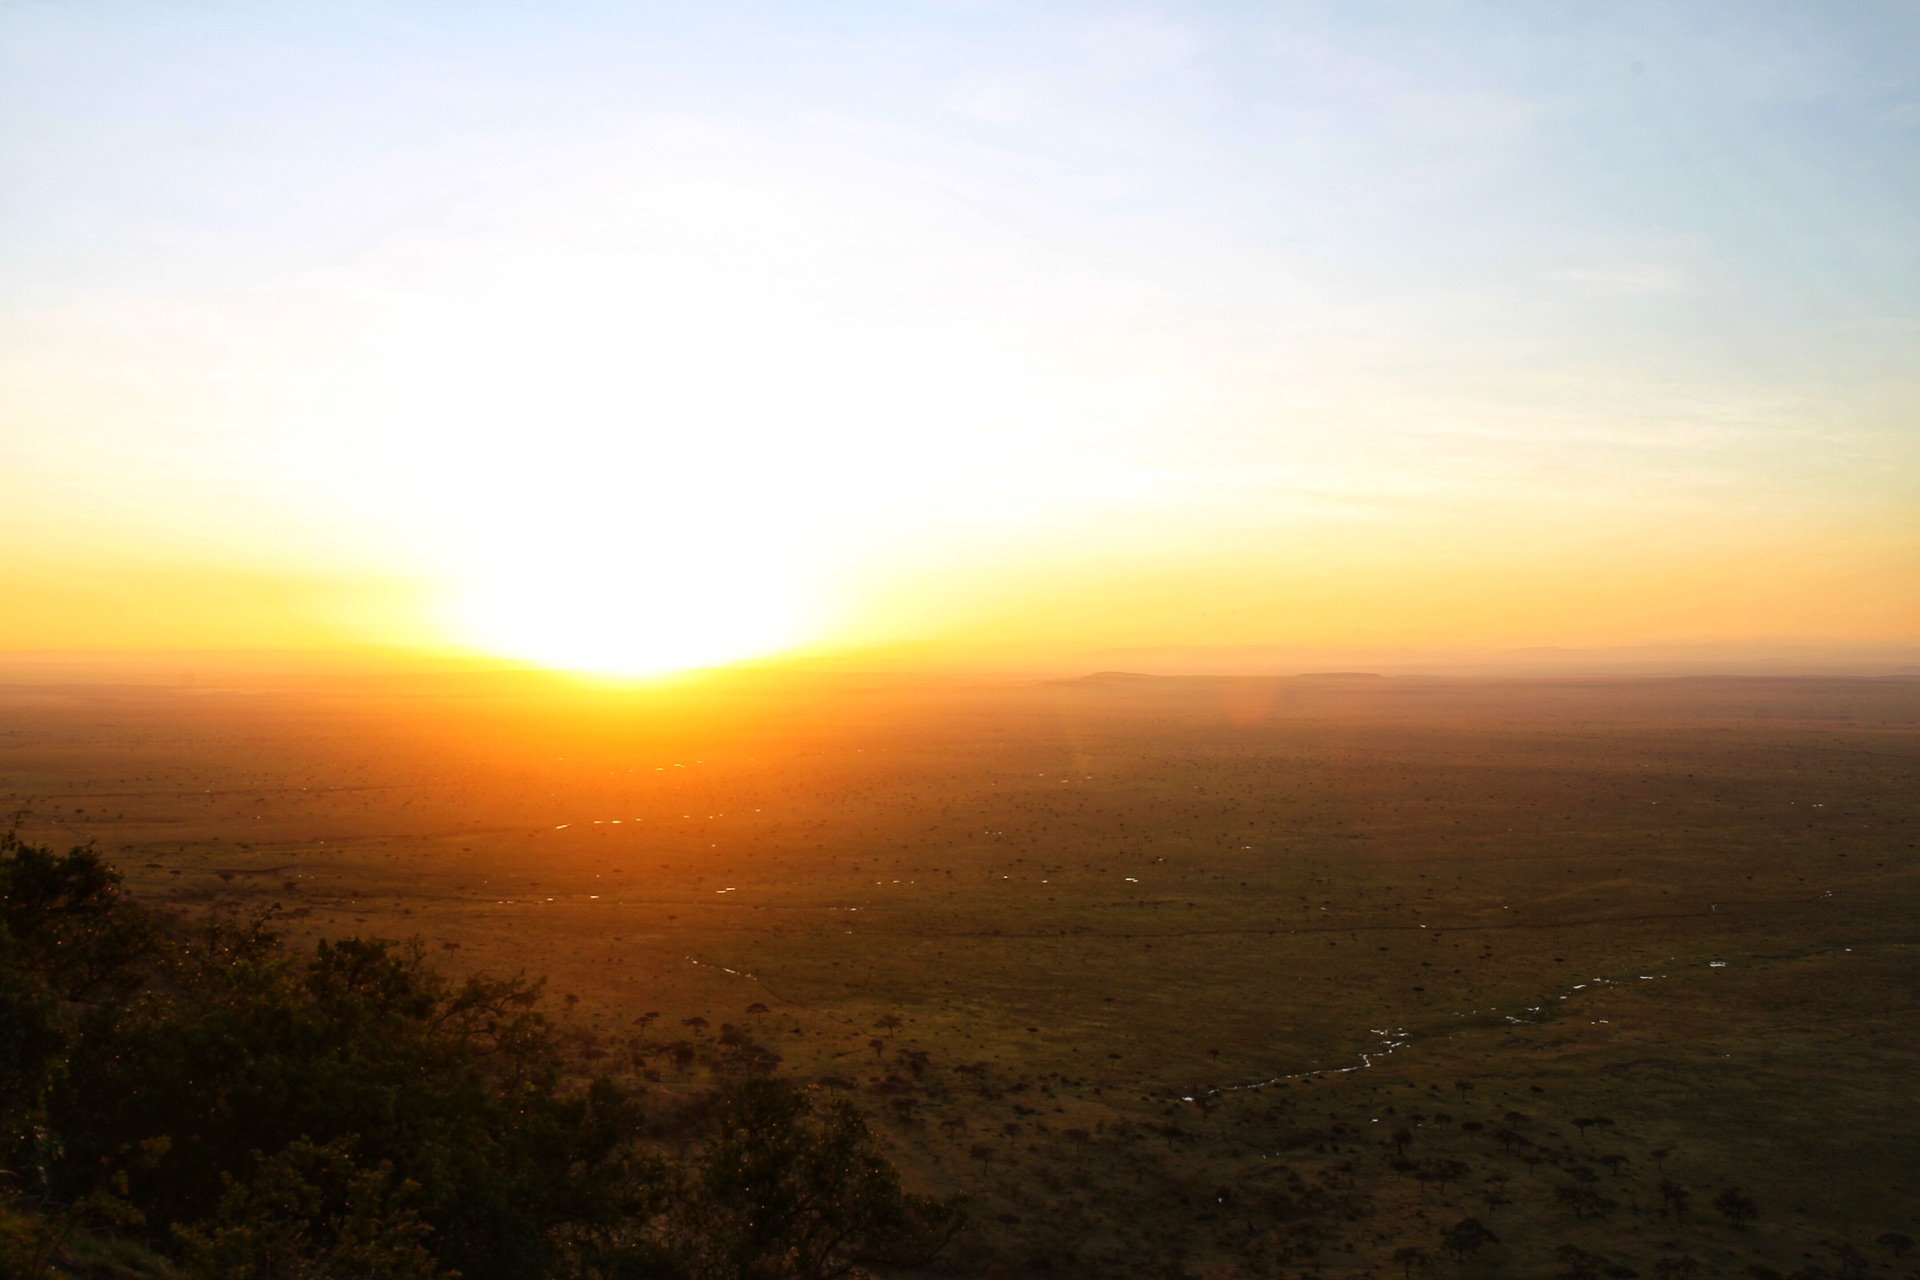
[0,838,963,1280]
[1713,1186,1759,1228]
[1391,1244,1429,1277]
[1876,1231,1915,1259]
[1442,1216,1499,1261]
[1555,1183,1615,1219]
[172,1138,443,1280]
[1571,1116,1614,1146]
[666,1078,963,1280]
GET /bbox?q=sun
[296,169,1099,676]
[446,571,807,677]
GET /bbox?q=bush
[0,836,961,1280]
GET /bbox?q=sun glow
[450,579,800,677]
[280,156,1161,675]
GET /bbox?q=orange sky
[3,5,1917,674]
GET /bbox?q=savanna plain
[5,670,1916,1280]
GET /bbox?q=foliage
[0,831,157,1191]
[667,1078,963,1280]
[172,1137,445,1280]
[0,836,960,1280]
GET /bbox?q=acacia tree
[1442,1217,1499,1261]
[1391,1245,1429,1277]
[1571,1116,1614,1147]
[1713,1186,1758,1228]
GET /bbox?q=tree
[1571,1117,1614,1147]
[1876,1232,1914,1260]
[0,833,155,994]
[1658,1180,1691,1220]
[874,1014,903,1037]
[1427,1159,1469,1194]
[172,1137,446,1280]
[1442,1217,1499,1261]
[0,838,961,1280]
[1392,1245,1430,1277]
[1390,1127,1413,1156]
[1712,1186,1758,1228]
[0,831,156,1171]
[667,1078,963,1280]
[1556,1183,1616,1219]
[1482,1171,1512,1214]
[50,920,606,1279]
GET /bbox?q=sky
[3,1,1917,673]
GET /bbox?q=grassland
[3,670,1916,1279]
